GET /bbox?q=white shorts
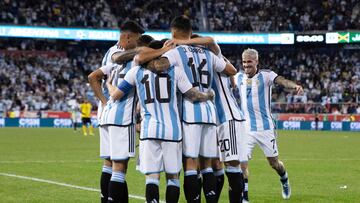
[182,123,218,158]
[139,139,182,175]
[217,120,246,162]
[108,125,136,160]
[240,129,279,162]
[99,126,110,159]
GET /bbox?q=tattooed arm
[111,48,142,64]
[275,76,304,95]
[184,88,215,102]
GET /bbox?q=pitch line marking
[0,172,165,203]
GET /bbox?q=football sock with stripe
[201,167,217,203]
[146,178,159,203]
[225,166,243,203]
[108,171,127,202]
[166,179,180,203]
[100,165,112,203]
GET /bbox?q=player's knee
[268,158,279,169]
[224,160,240,168]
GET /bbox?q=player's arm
[111,47,145,64]
[88,69,107,106]
[169,37,220,55]
[184,88,215,102]
[274,76,304,95]
[135,43,174,65]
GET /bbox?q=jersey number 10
[141,74,171,104]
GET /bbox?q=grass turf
[0,128,359,202]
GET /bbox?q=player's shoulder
[259,68,276,73]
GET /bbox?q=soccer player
[169,35,246,202]
[107,40,215,203]
[136,16,237,203]
[88,20,144,203]
[79,98,93,136]
[234,48,304,202]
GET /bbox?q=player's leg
[89,119,94,135]
[212,158,224,202]
[218,120,244,203]
[139,140,163,203]
[108,125,135,203]
[182,123,202,203]
[258,130,291,199]
[163,141,182,203]
[99,126,112,203]
[82,118,87,135]
[239,128,256,203]
[199,124,218,203]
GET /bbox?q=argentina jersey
[97,44,123,125]
[101,60,137,126]
[162,45,226,124]
[212,72,246,124]
[235,69,278,131]
[122,65,193,141]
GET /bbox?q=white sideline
[0,172,164,203]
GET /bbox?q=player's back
[101,60,137,126]
[125,65,191,142]
[212,72,245,124]
[163,45,226,124]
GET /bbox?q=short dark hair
[148,40,164,50]
[170,15,192,33]
[120,20,145,34]
[138,35,154,46]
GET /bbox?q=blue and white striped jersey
[162,45,226,124]
[235,69,278,131]
[97,44,123,125]
[212,72,246,124]
[121,65,193,141]
[101,60,137,126]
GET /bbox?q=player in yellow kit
[80,98,94,136]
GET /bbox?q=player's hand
[207,89,215,101]
[163,40,176,49]
[295,85,304,95]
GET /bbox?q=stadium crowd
[1,0,359,32]
[0,41,359,115]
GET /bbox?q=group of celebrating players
[88,15,304,203]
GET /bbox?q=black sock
[108,171,127,203]
[166,181,180,203]
[146,183,159,203]
[184,170,200,203]
[243,178,249,201]
[214,169,224,202]
[100,166,112,203]
[226,171,243,203]
[108,181,126,202]
[201,168,217,203]
[197,174,202,203]
[122,181,128,203]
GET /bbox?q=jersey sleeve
[265,71,278,86]
[211,52,227,73]
[123,66,139,86]
[100,64,114,75]
[162,49,178,67]
[175,66,193,94]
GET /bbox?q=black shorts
[82,118,91,125]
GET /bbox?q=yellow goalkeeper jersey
[80,103,92,118]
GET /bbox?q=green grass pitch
[0,128,359,202]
